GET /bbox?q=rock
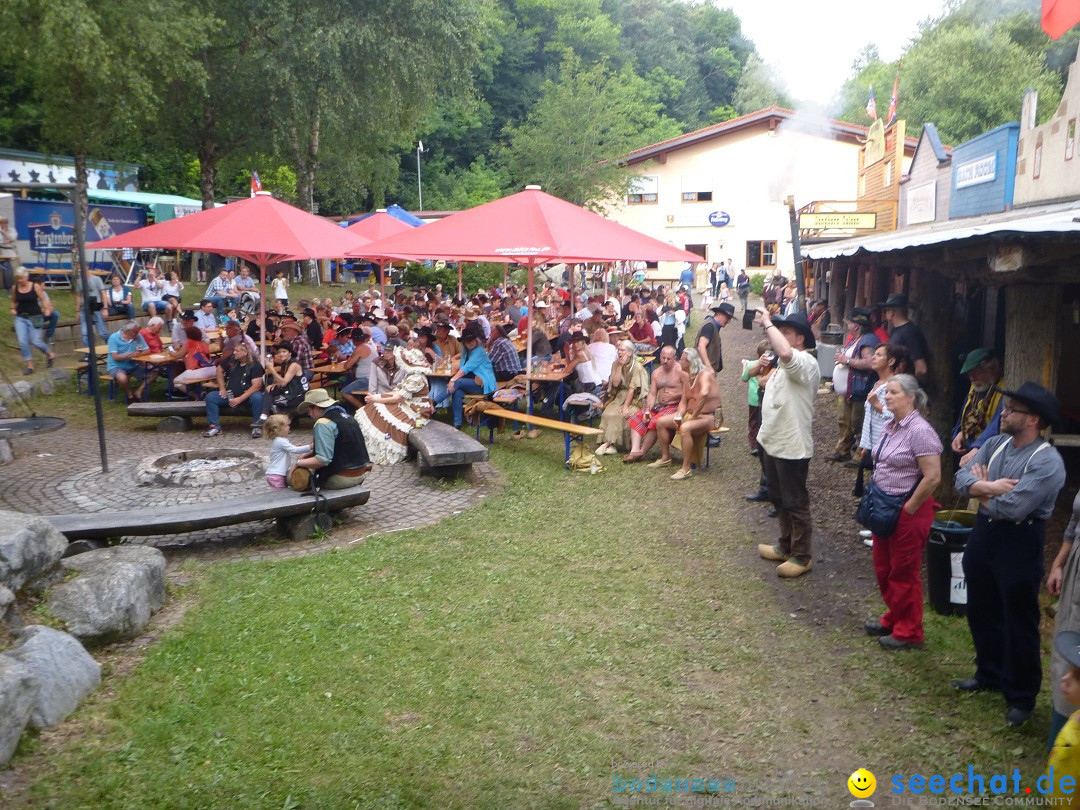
[0,585,13,612]
[0,656,38,765]
[5,625,100,729]
[0,381,33,400]
[34,377,55,396]
[0,511,69,591]
[0,438,12,465]
[48,367,70,382]
[156,415,192,433]
[47,546,166,640]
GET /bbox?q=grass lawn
[3,307,1061,808]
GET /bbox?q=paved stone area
[0,425,500,567]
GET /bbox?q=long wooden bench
[478,406,602,464]
[127,400,285,432]
[406,420,488,475]
[43,487,371,544]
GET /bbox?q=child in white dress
[264,414,309,489]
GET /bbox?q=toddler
[264,414,310,489]
[1047,630,1080,800]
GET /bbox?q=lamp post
[417,141,424,212]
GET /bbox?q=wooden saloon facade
[804,69,1080,452]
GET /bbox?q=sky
[721,0,949,110]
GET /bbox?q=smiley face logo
[848,768,876,798]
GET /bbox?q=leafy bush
[750,273,767,296]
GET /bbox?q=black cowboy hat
[997,381,1061,427]
[769,312,816,349]
[880,293,908,309]
[710,302,736,318]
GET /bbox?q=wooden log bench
[43,487,371,545]
[127,400,292,432]
[478,406,602,465]
[406,420,488,476]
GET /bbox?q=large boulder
[4,625,100,730]
[46,546,167,641]
[0,511,68,591]
[0,656,39,766]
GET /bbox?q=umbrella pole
[458,264,463,302]
[603,262,609,301]
[259,262,267,360]
[525,262,534,376]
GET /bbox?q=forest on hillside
[2,0,1077,215]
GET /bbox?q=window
[746,240,777,268]
[680,175,712,203]
[627,175,658,205]
[684,244,708,261]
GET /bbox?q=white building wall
[604,124,862,280]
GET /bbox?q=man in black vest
[696,302,734,374]
[295,389,371,489]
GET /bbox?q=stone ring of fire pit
[135,449,263,487]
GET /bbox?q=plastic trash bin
[817,324,843,380]
[927,509,976,616]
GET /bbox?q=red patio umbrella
[90,193,372,355]
[346,211,418,296]
[360,185,702,371]
[1043,0,1080,38]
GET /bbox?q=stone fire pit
[135,449,263,487]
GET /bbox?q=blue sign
[708,211,730,227]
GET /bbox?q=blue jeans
[44,310,59,341]
[108,302,135,320]
[79,309,109,348]
[205,390,264,428]
[14,315,50,362]
[207,295,230,316]
[450,378,484,427]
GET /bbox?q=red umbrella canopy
[345,211,416,246]
[89,193,371,266]
[359,186,703,265]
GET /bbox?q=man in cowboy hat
[951,347,1006,467]
[953,381,1067,728]
[880,293,929,383]
[696,301,735,374]
[751,308,820,578]
[293,389,371,490]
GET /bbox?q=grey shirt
[954,435,1066,521]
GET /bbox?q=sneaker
[203,425,223,437]
[250,425,263,439]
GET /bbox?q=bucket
[927,509,976,616]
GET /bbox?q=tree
[4,0,211,192]
[732,54,790,114]
[497,56,681,208]
[832,48,897,125]
[901,24,1061,143]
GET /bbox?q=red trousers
[872,498,936,642]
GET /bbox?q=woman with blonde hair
[596,340,649,455]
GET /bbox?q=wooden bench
[43,487,370,544]
[406,420,488,475]
[127,400,284,432]
[478,406,602,464]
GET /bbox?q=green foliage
[498,56,681,208]
[733,54,790,115]
[902,23,1062,144]
[749,273,767,296]
[400,261,505,292]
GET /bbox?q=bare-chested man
[623,345,687,463]
[651,348,723,479]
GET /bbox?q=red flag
[250,170,262,197]
[1043,0,1080,38]
[886,65,900,125]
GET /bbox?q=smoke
[772,105,839,205]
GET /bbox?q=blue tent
[346,204,425,227]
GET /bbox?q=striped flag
[866,87,877,120]
[250,170,262,197]
[886,65,900,125]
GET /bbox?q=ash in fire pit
[135,449,263,487]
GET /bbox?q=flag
[1043,0,1080,39]
[865,87,877,120]
[886,64,900,125]
[250,170,262,197]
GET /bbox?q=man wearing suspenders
[952,382,1067,728]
